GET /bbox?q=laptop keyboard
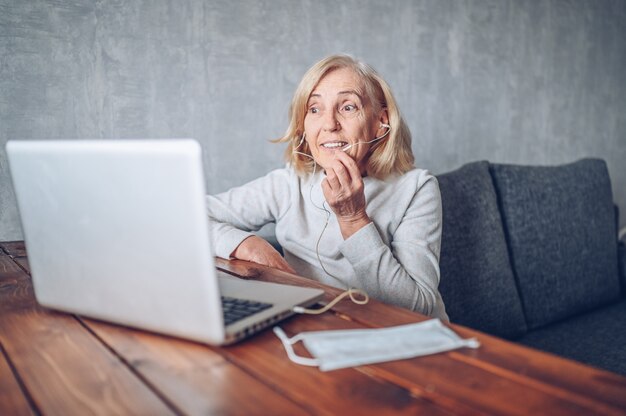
[221,296,273,325]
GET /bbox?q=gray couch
[437,159,626,376]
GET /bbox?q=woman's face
[303,68,384,174]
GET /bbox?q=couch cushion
[518,299,626,376]
[438,161,527,339]
[490,159,620,330]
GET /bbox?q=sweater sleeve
[206,168,292,259]
[339,174,446,318]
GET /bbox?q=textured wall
[1,0,625,240]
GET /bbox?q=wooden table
[1,241,625,415]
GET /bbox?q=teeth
[322,142,348,148]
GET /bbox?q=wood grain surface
[1,241,625,415]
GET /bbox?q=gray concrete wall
[1,0,625,240]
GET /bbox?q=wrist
[337,212,371,239]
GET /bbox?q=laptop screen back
[7,139,227,344]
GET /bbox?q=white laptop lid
[7,139,227,343]
[7,139,324,345]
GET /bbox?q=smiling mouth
[321,141,349,149]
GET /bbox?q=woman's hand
[322,151,372,239]
[231,235,296,274]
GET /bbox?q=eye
[308,106,319,114]
[341,104,357,113]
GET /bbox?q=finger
[324,166,340,191]
[335,151,363,183]
[321,177,334,203]
[331,159,352,189]
[326,157,352,190]
[265,251,296,274]
[277,260,296,274]
[331,154,366,206]
[333,152,359,182]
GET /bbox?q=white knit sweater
[206,167,448,320]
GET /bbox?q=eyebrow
[308,90,363,101]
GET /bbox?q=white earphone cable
[341,124,391,151]
[289,130,387,311]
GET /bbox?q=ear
[376,109,390,135]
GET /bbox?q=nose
[321,108,340,132]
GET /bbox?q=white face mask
[274,319,480,372]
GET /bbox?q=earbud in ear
[371,123,392,142]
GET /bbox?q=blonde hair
[274,54,414,179]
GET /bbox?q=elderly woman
[207,55,448,320]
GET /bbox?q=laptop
[6,139,324,345]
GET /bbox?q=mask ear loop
[273,327,320,367]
